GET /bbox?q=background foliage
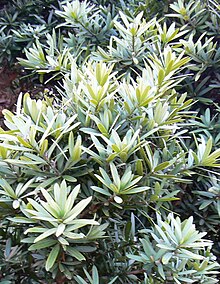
[0,0,220,283]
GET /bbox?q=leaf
[57,181,68,212]
[71,135,82,161]
[154,162,170,172]
[45,244,60,271]
[41,188,61,215]
[201,137,212,162]
[62,175,77,182]
[0,179,16,198]
[92,265,99,284]
[67,247,85,261]
[74,276,88,284]
[141,238,156,256]
[109,276,118,284]
[15,178,35,197]
[34,228,57,243]
[8,217,34,224]
[66,219,99,230]
[64,184,81,213]
[121,186,149,194]
[157,244,175,250]
[178,248,205,260]
[162,252,173,264]
[56,223,66,237]
[12,200,20,209]
[114,196,123,203]
[157,263,166,280]
[91,186,112,196]
[29,239,57,250]
[110,163,120,188]
[39,112,58,147]
[27,198,53,218]
[0,143,34,152]
[64,232,85,239]
[64,196,92,223]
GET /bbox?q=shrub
[0,60,219,282]
[0,0,219,283]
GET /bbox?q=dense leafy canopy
[0,0,219,283]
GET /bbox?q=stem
[77,20,100,44]
[80,197,114,218]
[126,269,146,275]
[55,250,67,283]
[132,34,135,54]
[55,274,67,284]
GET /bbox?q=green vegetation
[0,0,219,283]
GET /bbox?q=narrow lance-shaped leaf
[64,196,92,223]
[45,244,60,271]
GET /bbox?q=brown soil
[0,66,19,127]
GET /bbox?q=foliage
[0,0,61,65]
[17,0,220,103]
[0,0,220,283]
[128,213,219,283]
